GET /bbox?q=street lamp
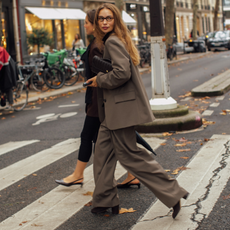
[149,0,177,110]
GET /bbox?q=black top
[81,38,103,117]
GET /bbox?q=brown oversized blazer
[96,35,155,130]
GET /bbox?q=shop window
[1,12,7,50]
[63,19,80,50]
[25,11,53,55]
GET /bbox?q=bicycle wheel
[44,67,65,89]
[31,71,49,92]
[63,65,79,86]
[12,81,29,111]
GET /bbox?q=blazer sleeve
[96,37,131,90]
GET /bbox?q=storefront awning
[25,7,86,20]
[122,11,136,25]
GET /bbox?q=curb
[191,69,230,97]
[135,110,202,133]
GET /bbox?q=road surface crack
[191,140,230,225]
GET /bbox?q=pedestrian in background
[55,9,139,189]
[72,33,85,56]
[87,3,189,218]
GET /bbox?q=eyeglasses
[98,16,114,22]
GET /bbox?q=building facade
[18,0,85,61]
[1,0,16,61]
[162,0,223,43]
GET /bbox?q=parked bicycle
[52,49,85,86]
[167,36,177,61]
[137,43,151,68]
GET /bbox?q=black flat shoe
[91,205,119,214]
[55,178,83,187]
[172,200,181,219]
[117,178,140,189]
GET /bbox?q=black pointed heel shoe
[172,200,181,219]
[183,192,189,200]
[91,205,119,214]
[55,178,83,187]
[117,178,140,189]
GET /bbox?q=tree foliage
[27,27,53,54]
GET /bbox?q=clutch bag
[91,56,113,74]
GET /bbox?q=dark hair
[87,9,96,25]
[75,33,81,41]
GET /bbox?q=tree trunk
[0,1,2,46]
[115,0,124,14]
[165,0,175,49]
[214,0,220,31]
[192,0,198,40]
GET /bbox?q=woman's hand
[87,76,98,87]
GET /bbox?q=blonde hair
[94,3,140,66]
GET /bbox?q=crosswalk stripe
[131,134,230,230]
[0,140,40,156]
[0,138,80,191]
[0,137,165,230]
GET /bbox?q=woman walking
[55,9,140,188]
[86,3,189,218]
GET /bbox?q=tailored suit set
[93,33,188,209]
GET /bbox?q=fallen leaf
[176,149,191,152]
[178,137,187,142]
[32,174,37,176]
[171,166,190,175]
[104,214,110,217]
[119,208,136,214]
[204,138,210,142]
[18,185,21,187]
[222,133,226,135]
[160,143,166,146]
[165,169,170,172]
[31,223,43,227]
[222,194,230,200]
[1,117,6,120]
[84,201,92,207]
[174,143,187,147]
[162,132,173,136]
[180,157,189,159]
[83,191,93,196]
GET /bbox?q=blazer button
[103,99,106,102]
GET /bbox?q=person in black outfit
[55,10,101,186]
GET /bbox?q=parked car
[207,31,230,51]
[204,31,215,46]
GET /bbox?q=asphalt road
[1,50,230,229]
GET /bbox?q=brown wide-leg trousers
[92,121,188,208]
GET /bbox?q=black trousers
[78,115,101,162]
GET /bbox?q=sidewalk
[2,51,226,110]
[24,51,213,104]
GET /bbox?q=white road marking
[216,96,225,100]
[58,104,79,108]
[60,112,77,118]
[131,135,230,230]
[0,137,165,230]
[0,140,40,156]
[0,138,80,191]
[36,114,55,119]
[202,110,214,116]
[209,102,220,107]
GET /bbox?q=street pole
[149,0,177,110]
